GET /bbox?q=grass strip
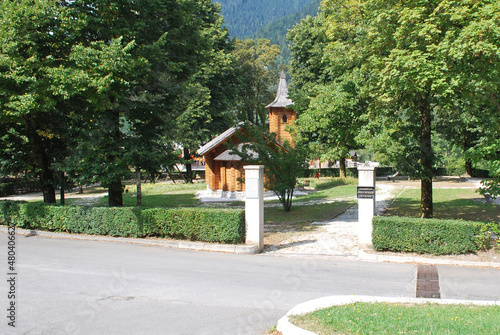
[291,302,500,335]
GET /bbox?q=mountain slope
[252,0,321,63]
[214,0,315,38]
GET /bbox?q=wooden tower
[266,70,296,146]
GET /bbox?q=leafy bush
[0,201,245,244]
[142,208,245,244]
[372,216,497,255]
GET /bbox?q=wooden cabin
[198,70,296,194]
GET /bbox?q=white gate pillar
[244,165,264,252]
[357,165,376,248]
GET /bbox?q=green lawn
[264,177,357,224]
[298,177,358,201]
[385,188,500,223]
[291,302,500,335]
[265,201,355,224]
[64,182,206,207]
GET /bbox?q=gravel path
[263,184,397,256]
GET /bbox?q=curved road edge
[277,295,500,335]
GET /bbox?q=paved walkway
[263,183,396,256]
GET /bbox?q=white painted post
[244,165,264,252]
[357,165,376,248]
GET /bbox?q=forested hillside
[253,0,321,63]
[215,0,315,38]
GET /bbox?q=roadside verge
[277,295,500,335]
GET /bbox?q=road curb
[0,226,259,254]
[358,249,500,268]
[277,295,500,335]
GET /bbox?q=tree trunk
[60,184,65,205]
[23,115,56,203]
[339,157,347,178]
[136,169,142,206]
[183,147,193,183]
[108,107,123,207]
[58,171,65,205]
[108,179,123,207]
[464,160,473,177]
[420,99,433,218]
[463,137,473,177]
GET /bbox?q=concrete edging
[277,295,500,335]
[0,226,259,254]
[358,249,500,268]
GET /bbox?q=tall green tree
[167,0,237,183]
[440,0,500,197]
[0,0,81,203]
[289,4,366,178]
[359,0,500,217]
[290,0,500,218]
[232,39,280,125]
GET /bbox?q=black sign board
[357,186,375,199]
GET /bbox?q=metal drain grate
[416,265,441,299]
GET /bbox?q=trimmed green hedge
[372,216,499,255]
[0,201,245,244]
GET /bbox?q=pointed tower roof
[266,70,294,108]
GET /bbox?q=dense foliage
[372,216,499,255]
[215,0,315,38]
[289,0,500,217]
[0,201,245,243]
[252,0,321,64]
[232,39,280,125]
[0,0,239,206]
[230,124,307,211]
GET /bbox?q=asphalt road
[1,234,499,335]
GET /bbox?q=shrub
[142,208,244,244]
[0,201,245,244]
[372,216,496,255]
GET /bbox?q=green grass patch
[60,182,206,207]
[122,182,206,207]
[386,188,500,223]
[298,177,357,201]
[291,302,500,335]
[265,201,355,224]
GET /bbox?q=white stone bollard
[357,165,376,248]
[244,165,264,252]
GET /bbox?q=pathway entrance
[263,184,395,255]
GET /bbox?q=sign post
[357,165,376,248]
[244,165,264,252]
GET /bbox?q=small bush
[0,201,245,244]
[372,216,496,255]
[142,208,245,244]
